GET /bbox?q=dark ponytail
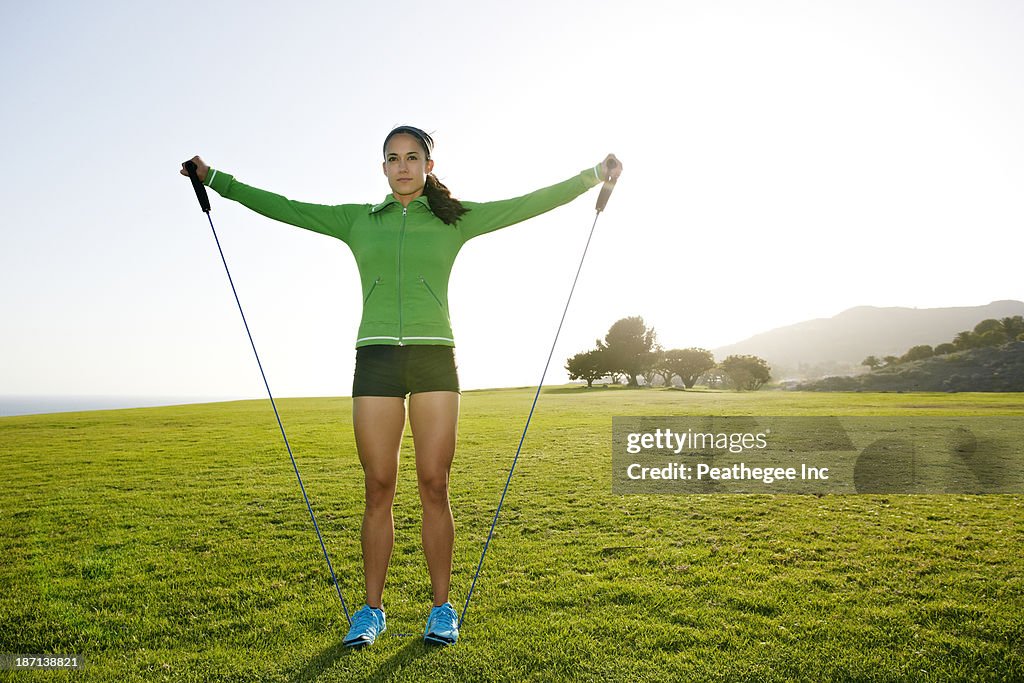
[383,125,470,226]
[423,174,469,226]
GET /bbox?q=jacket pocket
[419,275,444,309]
[363,275,382,304]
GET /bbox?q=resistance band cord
[460,162,618,628]
[184,162,351,626]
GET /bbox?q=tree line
[565,316,772,391]
[861,316,1024,370]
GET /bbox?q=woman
[181,126,621,647]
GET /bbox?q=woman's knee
[364,475,397,508]
[417,471,450,506]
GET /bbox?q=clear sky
[1,0,1022,401]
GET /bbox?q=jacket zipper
[419,275,444,309]
[397,207,408,345]
[363,275,382,304]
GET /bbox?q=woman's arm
[179,156,357,242]
[457,154,621,242]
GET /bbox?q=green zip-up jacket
[204,166,604,347]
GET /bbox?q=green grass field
[2,388,1023,682]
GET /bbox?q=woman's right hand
[180,155,210,183]
[599,154,622,182]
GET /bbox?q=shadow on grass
[290,635,433,682]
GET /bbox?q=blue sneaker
[343,604,386,648]
[424,602,459,645]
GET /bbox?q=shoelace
[430,605,457,633]
[352,607,381,633]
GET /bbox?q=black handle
[595,158,618,213]
[183,160,211,213]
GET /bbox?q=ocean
[0,395,248,417]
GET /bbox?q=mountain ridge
[712,300,1024,379]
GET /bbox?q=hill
[798,341,1024,392]
[713,300,1024,378]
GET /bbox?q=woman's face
[383,133,434,202]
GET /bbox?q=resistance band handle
[183,160,211,213]
[595,158,618,213]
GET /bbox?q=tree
[951,317,1023,351]
[597,316,658,387]
[639,349,664,386]
[718,355,771,391]
[901,344,934,363]
[934,343,957,355]
[565,348,607,388]
[883,355,901,367]
[656,358,679,388]
[1000,316,1024,339]
[862,355,882,371]
[977,329,1008,347]
[663,348,716,389]
[953,330,977,350]
[974,319,1002,336]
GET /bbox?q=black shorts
[352,345,460,398]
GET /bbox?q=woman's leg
[352,395,406,609]
[408,390,460,605]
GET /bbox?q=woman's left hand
[599,154,622,182]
